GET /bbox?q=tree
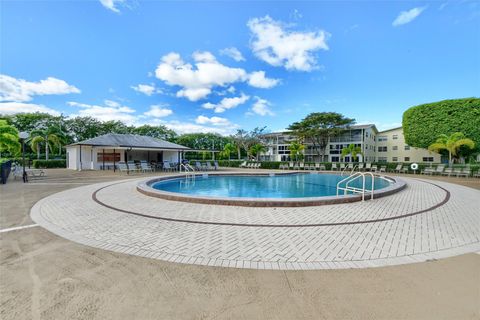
[428,132,475,165]
[65,117,103,142]
[288,141,305,161]
[131,125,177,141]
[287,112,355,162]
[0,120,20,158]
[341,144,363,162]
[222,143,237,160]
[231,127,266,160]
[29,127,63,160]
[249,143,266,161]
[403,98,480,154]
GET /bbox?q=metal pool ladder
[180,163,196,179]
[336,172,375,201]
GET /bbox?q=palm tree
[29,128,63,160]
[249,143,266,161]
[222,143,237,160]
[341,144,363,162]
[288,141,305,161]
[428,132,475,165]
[0,120,20,158]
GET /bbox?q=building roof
[377,126,402,133]
[260,124,378,136]
[67,133,190,150]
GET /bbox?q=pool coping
[136,171,407,207]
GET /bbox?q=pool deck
[30,170,479,270]
[1,168,479,320]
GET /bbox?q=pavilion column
[79,145,82,171]
[113,148,116,172]
[102,149,105,170]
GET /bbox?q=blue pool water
[152,173,392,199]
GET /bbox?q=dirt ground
[1,169,479,320]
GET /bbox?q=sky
[1,0,479,135]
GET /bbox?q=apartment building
[376,127,441,163]
[260,125,442,163]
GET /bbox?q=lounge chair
[340,163,346,171]
[393,164,402,173]
[195,161,203,171]
[319,164,326,171]
[127,161,140,173]
[239,161,247,168]
[206,162,213,171]
[358,163,364,171]
[379,166,387,173]
[299,162,305,170]
[315,163,321,171]
[26,168,46,179]
[331,163,338,171]
[434,165,445,175]
[347,163,354,170]
[400,166,409,174]
[365,163,372,171]
[289,162,294,170]
[457,168,471,178]
[140,161,154,172]
[451,168,463,177]
[473,171,480,178]
[256,163,262,169]
[421,167,435,175]
[442,168,453,176]
[118,162,130,173]
[213,161,219,170]
[371,165,377,172]
[163,162,175,172]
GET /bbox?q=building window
[377,157,388,163]
[378,136,388,142]
[422,157,434,162]
[404,145,410,150]
[378,146,388,152]
[392,134,398,140]
[392,146,398,151]
[331,156,339,162]
[404,157,410,162]
[392,157,398,162]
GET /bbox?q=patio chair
[422,167,435,175]
[256,163,262,169]
[442,168,453,176]
[293,162,300,170]
[195,161,202,171]
[340,163,346,171]
[434,165,445,175]
[400,166,409,174]
[206,162,213,171]
[25,168,46,179]
[347,163,354,170]
[319,164,326,171]
[118,162,130,173]
[452,168,463,177]
[239,161,247,168]
[331,163,338,171]
[457,168,471,178]
[163,162,175,172]
[127,161,140,173]
[213,161,219,170]
[289,162,294,170]
[299,162,305,170]
[393,164,402,173]
[358,163,364,171]
[140,160,154,172]
[379,166,387,173]
[473,170,480,178]
[370,165,377,172]
[365,163,372,171]
[315,163,321,171]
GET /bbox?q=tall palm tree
[249,143,266,161]
[0,120,20,158]
[341,144,363,162]
[29,128,63,160]
[288,141,305,161]
[428,132,475,165]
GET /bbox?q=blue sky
[1,0,479,134]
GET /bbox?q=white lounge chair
[393,164,402,173]
[140,161,154,172]
[331,163,338,171]
[365,163,372,171]
[358,163,364,171]
[442,168,453,176]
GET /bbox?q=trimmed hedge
[33,159,66,169]
[403,98,480,151]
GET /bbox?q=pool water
[152,173,392,199]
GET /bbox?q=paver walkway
[31,175,480,270]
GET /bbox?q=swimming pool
[152,173,391,198]
[138,173,404,207]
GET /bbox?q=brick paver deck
[30,174,480,269]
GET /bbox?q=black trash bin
[0,160,12,184]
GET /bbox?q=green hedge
[403,98,480,151]
[33,159,66,169]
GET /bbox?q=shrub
[33,159,66,169]
[403,98,480,152]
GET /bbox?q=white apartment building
[260,125,442,163]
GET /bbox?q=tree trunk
[237,147,241,160]
[45,137,49,160]
[449,151,452,166]
[37,145,40,159]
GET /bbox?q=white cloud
[247,16,329,71]
[195,115,231,126]
[144,104,173,118]
[68,100,137,124]
[220,47,246,62]
[0,74,80,102]
[99,0,124,13]
[155,51,278,101]
[251,97,274,116]
[0,102,60,116]
[131,83,159,96]
[164,120,238,135]
[202,93,250,113]
[247,71,280,88]
[392,7,427,26]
